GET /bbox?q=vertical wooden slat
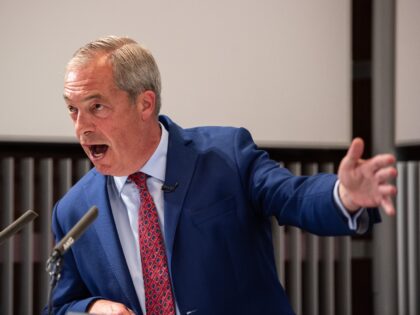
[396,162,408,315]
[303,163,319,315]
[19,158,34,315]
[320,237,335,315]
[287,162,302,315]
[337,236,352,315]
[75,158,91,180]
[38,158,54,313]
[58,159,72,197]
[319,162,335,315]
[0,158,15,315]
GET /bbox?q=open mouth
[89,144,109,159]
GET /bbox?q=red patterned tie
[129,172,175,315]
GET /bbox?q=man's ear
[137,90,156,120]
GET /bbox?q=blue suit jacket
[46,116,377,315]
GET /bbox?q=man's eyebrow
[63,94,104,103]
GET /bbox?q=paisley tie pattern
[129,172,175,315]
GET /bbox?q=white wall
[0,0,351,147]
[395,0,420,146]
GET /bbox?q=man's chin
[89,157,112,175]
[95,164,139,177]
[93,163,114,176]
[92,162,128,177]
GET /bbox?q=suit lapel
[161,117,198,269]
[83,172,142,314]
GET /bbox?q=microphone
[0,210,38,245]
[51,206,98,257]
[46,206,99,315]
[162,182,179,193]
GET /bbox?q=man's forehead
[66,52,109,71]
[65,71,79,82]
[64,64,114,100]
[63,71,107,103]
[65,63,97,81]
[65,54,110,79]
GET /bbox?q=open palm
[337,138,397,215]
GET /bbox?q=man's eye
[93,104,104,111]
[68,106,77,113]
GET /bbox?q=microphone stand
[44,206,99,315]
[46,251,63,315]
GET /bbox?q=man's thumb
[345,137,364,166]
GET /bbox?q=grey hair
[67,35,162,114]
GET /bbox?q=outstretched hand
[338,138,398,215]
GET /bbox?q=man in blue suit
[47,36,397,315]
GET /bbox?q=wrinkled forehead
[65,54,112,81]
[63,58,118,102]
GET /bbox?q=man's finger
[345,137,364,167]
[381,197,396,216]
[378,184,398,197]
[369,154,397,174]
[375,166,398,183]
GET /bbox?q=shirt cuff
[333,180,365,231]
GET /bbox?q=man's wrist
[338,182,360,213]
[333,180,365,231]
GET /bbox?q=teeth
[92,152,104,158]
[89,145,108,158]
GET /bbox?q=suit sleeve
[232,127,378,236]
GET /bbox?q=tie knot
[128,172,148,191]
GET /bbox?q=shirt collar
[113,122,168,194]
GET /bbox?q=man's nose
[75,112,94,136]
